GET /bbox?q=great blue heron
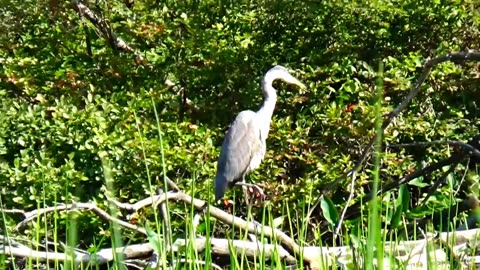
[214,65,306,203]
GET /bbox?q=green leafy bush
[1,0,480,247]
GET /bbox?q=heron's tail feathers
[214,174,228,202]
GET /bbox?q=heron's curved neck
[257,76,277,138]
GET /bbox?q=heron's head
[264,65,306,90]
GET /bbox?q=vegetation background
[1,0,480,266]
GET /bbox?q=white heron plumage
[214,65,306,203]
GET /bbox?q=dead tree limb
[5,194,480,268]
[1,242,152,265]
[0,237,294,267]
[106,191,320,262]
[171,238,297,264]
[387,139,480,160]
[70,0,147,65]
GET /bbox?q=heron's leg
[236,182,265,197]
[242,184,250,206]
[235,181,265,204]
[237,176,251,205]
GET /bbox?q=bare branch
[105,191,328,266]
[164,176,181,192]
[1,237,294,267]
[14,202,147,235]
[419,161,459,206]
[387,139,480,160]
[105,193,177,212]
[1,242,152,265]
[1,209,26,216]
[155,188,172,246]
[334,171,357,238]
[71,0,147,65]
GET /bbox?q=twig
[420,161,459,205]
[334,171,357,238]
[123,259,145,270]
[387,140,480,160]
[156,188,172,249]
[164,176,181,192]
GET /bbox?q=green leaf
[349,234,361,248]
[145,223,163,254]
[390,185,409,228]
[398,183,410,210]
[320,196,339,227]
[408,178,429,187]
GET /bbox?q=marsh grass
[0,187,13,270]
[365,62,385,269]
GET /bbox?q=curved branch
[105,191,329,267]
[14,202,147,235]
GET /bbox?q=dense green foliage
[1,0,480,248]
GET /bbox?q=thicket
[1,0,480,254]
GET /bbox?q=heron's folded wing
[217,110,261,182]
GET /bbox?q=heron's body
[214,65,305,202]
[215,110,268,201]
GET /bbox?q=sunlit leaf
[321,196,339,228]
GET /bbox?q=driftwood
[171,238,297,264]
[3,190,480,269]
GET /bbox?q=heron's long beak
[296,80,306,89]
[284,72,306,89]
[291,77,306,89]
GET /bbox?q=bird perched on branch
[214,65,306,204]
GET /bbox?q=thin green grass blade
[101,157,125,270]
[366,62,384,270]
[151,97,173,264]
